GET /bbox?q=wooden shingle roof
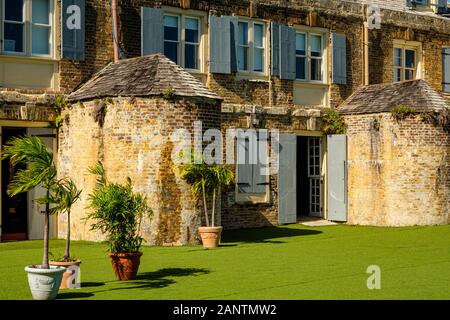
[68,53,221,102]
[338,80,449,115]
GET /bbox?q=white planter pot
[24,265,66,300]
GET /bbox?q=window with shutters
[443,47,450,93]
[393,41,422,82]
[1,0,54,57]
[237,19,266,75]
[295,30,325,83]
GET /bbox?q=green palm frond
[49,178,82,215]
[88,161,107,187]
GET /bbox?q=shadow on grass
[56,292,95,300]
[222,226,322,244]
[81,282,105,288]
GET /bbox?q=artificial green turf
[0,224,449,300]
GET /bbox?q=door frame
[0,120,56,242]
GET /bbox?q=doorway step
[297,216,338,227]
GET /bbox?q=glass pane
[5,0,24,22]
[254,48,263,72]
[32,26,50,55]
[238,22,248,46]
[394,48,402,67]
[185,18,199,43]
[164,16,179,41]
[185,44,198,69]
[405,49,415,69]
[394,68,402,82]
[296,33,306,55]
[310,35,322,57]
[32,0,50,25]
[238,46,249,71]
[164,41,178,63]
[405,69,414,81]
[4,23,24,52]
[296,57,306,79]
[254,24,263,47]
[311,58,322,81]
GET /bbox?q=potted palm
[2,136,65,300]
[180,157,234,249]
[49,178,82,289]
[86,162,152,281]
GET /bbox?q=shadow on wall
[221,226,322,244]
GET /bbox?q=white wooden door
[278,134,297,224]
[327,134,348,222]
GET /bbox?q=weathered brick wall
[58,96,221,245]
[345,113,450,226]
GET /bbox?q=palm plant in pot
[180,157,234,249]
[1,136,65,300]
[48,178,82,289]
[86,162,152,281]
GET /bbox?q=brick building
[0,0,449,244]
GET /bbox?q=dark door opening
[1,127,28,241]
[297,137,309,217]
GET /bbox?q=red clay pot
[49,260,81,289]
[108,252,143,280]
[198,226,223,249]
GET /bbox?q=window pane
[164,16,179,41]
[4,23,24,52]
[32,26,50,55]
[238,22,248,45]
[254,24,263,47]
[296,33,306,55]
[394,68,402,82]
[32,0,50,25]
[311,58,322,81]
[405,49,415,69]
[185,44,198,69]
[296,57,306,79]
[394,48,403,67]
[185,18,199,43]
[238,46,249,71]
[405,69,414,80]
[310,35,322,57]
[254,48,263,72]
[164,42,178,63]
[5,0,24,22]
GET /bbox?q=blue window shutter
[253,130,268,194]
[327,134,348,222]
[141,7,164,56]
[61,0,85,61]
[237,130,254,193]
[332,33,347,85]
[280,25,296,80]
[209,15,232,74]
[278,134,297,224]
[271,22,280,76]
[443,48,450,93]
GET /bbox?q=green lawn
[1,224,449,300]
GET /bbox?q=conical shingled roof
[68,53,221,102]
[338,79,449,115]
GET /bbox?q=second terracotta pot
[49,260,81,289]
[198,226,223,249]
[108,252,143,281]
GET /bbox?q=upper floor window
[237,20,266,74]
[296,32,324,82]
[164,14,201,70]
[2,0,53,57]
[394,47,417,82]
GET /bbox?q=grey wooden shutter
[237,131,254,193]
[280,25,296,80]
[332,33,347,85]
[278,134,297,224]
[327,134,347,222]
[210,15,233,74]
[61,0,85,60]
[443,48,450,93]
[271,22,280,76]
[253,130,268,194]
[141,7,164,56]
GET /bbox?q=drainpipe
[363,4,369,86]
[112,0,119,63]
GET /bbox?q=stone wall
[345,113,450,226]
[58,96,221,245]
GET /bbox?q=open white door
[27,128,55,240]
[278,134,297,224]
[327,134,347,222]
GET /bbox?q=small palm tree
[181,158,234,227]
[2,136,57,269]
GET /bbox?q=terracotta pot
[108,252,143,281]
[198,226,223,249]
[49,260,81,289]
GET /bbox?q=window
[237,20,266,74]
[163,14,201,70]
[295,32,324,82]
[2,0,53,57]
[394,47,417,82]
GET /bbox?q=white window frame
[183,16,200,71]
[237,18,267,76]
[393,40,422,82]
[30,0,53,57]
[294,28,327,84]
[163,13,180,65]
